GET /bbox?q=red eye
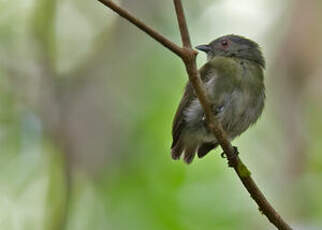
[221,39,228,47]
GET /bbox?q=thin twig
[97,0,184,57]
[97,0,293,229]
[173,0,192,48]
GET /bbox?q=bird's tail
[171,138,198,164]
[197,142,218,158]
[172,140,218,164]
[171,138,184,160]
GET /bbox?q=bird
[171,34,265,164]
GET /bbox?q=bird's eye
[221,39,228,47]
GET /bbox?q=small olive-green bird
[171,34,265,164]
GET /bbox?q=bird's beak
[195,44,211,53]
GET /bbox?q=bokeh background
[1,0,322,229]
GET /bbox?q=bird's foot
[220,151,226,158]
[220,146,239,158]
[220,146,239,167]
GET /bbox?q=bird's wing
[171,82,194,148]
[171,62,213,149]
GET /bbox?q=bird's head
[196,34,265,68]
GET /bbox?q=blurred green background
[1,0,322,229]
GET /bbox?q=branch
[97,0,184,57]
[97,0,293,229]
[173,0,192,48]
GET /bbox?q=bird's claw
[233,146,239,155]
[220,146,239,167]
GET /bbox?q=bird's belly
[221,90,265,139]
[183,88,264,144]
[183,99,213,142]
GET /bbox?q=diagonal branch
[171,3,292,230]
[97,0,184,57]
[97,0,293,229]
